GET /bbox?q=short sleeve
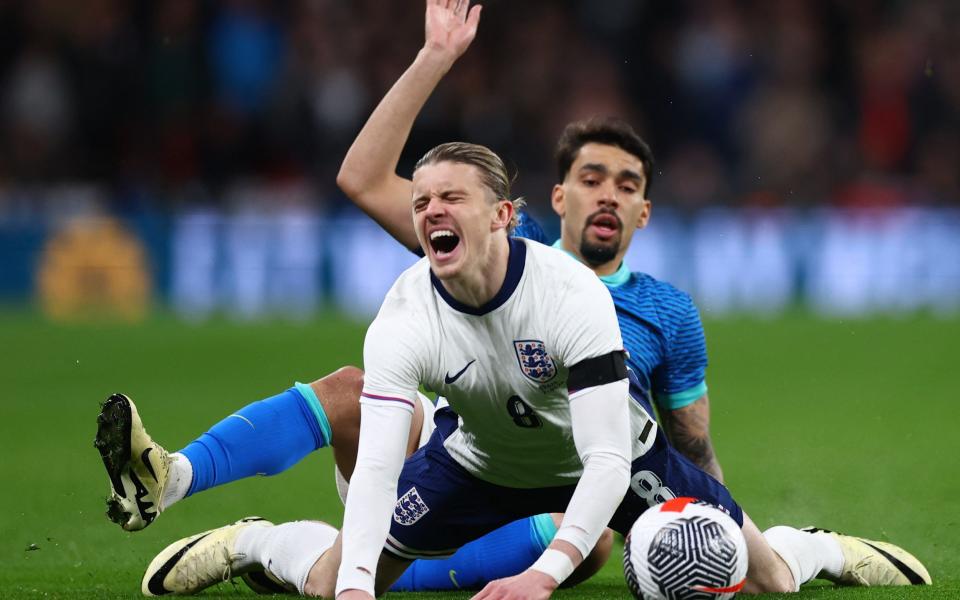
[651,294,708,410]
[551,270,624,371]
[361,305,424,413]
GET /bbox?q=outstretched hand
[424,0,482,61]
[470,569,558,600]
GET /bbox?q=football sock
[763,526,844,590]
[179,383,331,497]
[390,514,557,591]
[235,520,338,593]
[159,452,193,510]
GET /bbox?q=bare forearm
[662,395,724,483]
[336,49,455,250]
[338,48,452,191]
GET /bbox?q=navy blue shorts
[384,407,742,560]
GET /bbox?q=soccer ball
[623,497,748,600]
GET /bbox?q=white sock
[159,452,193,510]
[763,526,845,589]
[235,521,338,594]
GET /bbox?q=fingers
[471,581,495,600]
[466,3,482,31]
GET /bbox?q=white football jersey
[361,238,654,488]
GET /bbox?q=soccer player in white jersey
[329,140,636,599]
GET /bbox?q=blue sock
[390,514,557,591]
[179,382,332,496]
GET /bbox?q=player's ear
[551,184,565,218]
[636,198,652,230]
[492,198,513,232]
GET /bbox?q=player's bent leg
[95,393,174,531]
[180,374,349,492]
[391,513,559,592]
[739,513,796,594]
[96,370,357,532]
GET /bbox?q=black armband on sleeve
[567,350,627,392]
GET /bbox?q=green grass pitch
[1,310,958,599]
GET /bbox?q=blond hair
[414,142,525,231]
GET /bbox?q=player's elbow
[335,165,364,201]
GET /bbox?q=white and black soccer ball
[624,497,748,600]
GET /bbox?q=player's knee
[319,365,364,396]
[311,366,364,440]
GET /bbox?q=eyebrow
[579,163,644,183]
[412,188,469,204]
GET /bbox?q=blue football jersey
[606,272,708,416]
[512,210,550,245]
[511,214,708,419]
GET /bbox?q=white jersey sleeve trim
[360,391,416,412]
[548,262,624,369]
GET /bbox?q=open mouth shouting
[586,210,622,241]
[428,228,462,262]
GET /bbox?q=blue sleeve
[512,211,550,245]
[651,293,708,410]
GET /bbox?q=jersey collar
[550,239,631,288]
[431,237,527,316]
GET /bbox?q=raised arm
[336,0,482,251]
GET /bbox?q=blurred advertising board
[2,206,958,320]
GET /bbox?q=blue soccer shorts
[383,407,742,560]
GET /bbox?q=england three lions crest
[514,340,557,383]
[394,487,430,526]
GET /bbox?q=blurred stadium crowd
[1,0,958,211]
[1,0,958,319]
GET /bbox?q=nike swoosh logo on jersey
[444,360,476,384]
[147,532,212,595]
